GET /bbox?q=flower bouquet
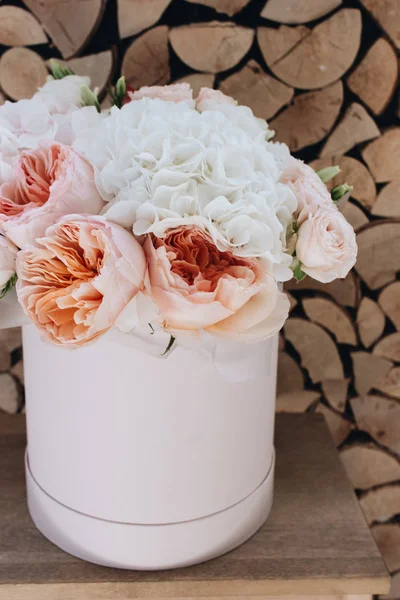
[0,64,357,569]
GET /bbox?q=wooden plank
[0,414,389,598]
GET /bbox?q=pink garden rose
[281,158,333,225]
[195,88,237,111]
[128,83,193,103]
[145,226,289,341]
[0,234,17,289]
[0,143,105,249]
[296,208,357,283]
[16,216,146,346]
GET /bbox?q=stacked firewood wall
[0,0,398,594]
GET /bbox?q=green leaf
[331,183,353,202]
[316,165,341,183]
[291,258,307,282]
[161,335,176,356]
[80,85,100,112]
[49,59,74,80]
[0,273,17,299]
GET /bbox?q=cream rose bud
[296,208,358,284]
[128,83,193,103]
[0,234,17,288]
[281,158,333,225]
[0,142,105,249]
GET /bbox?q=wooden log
[379,282,400,330]
[49,50,114,95]
[320,103,380,157]
[309,156,376,211]
[373,333,400,363]
[122,26,170,90]
[184,0,251,16]
[322,378,349,412]
[277,352,304,395]
[0,47,48,101]
[279,332,285,352]
[375,367,400,400]
[355,221,400,290]
[382,571,400,600]
[0,329,22,354]
[0,5,47,46]
[285,271,360,308]
[341,202,369,232]
[0,374,18,415]
[174,73,215,97]
[360,486,400,524]
[350,394,400,454]
[257,9,362,90]
[219,60,293,120]
[260,0,342,24]
[10,361,24,386]
[351,352,393,397]
[316,403,352,446]
[287,292,297,312]
[270,81,343,152]
[371,181,400,218]
[170,22,254,74]
[302,297,357,345]
[340,445,400,489]
[118,0,171,39]
[284,318,344,383]
[360,0,400,50]
[276,390,320,413]
[357,298,386,349]
[347,38,398,116]
[362,129,400,183]
[372,524,400,573]
[23,0,104,59]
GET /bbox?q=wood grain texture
[0,414,390,598]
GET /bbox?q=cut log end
[0,47,48,100]
[170,21,254,74]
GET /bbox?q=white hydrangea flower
[73,96,298,281]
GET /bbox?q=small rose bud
[80,85,100,112]
[331,183,353,202]
[49,59,74,80]
[316,165,341,183]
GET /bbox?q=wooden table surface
[0,413,390,599]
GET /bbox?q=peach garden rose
[16,215,146,346]
[0,142,105,249]
[145,225,289,342]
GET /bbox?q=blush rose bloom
[128,83,193,103]
[281,158,333,225]
[0,143,105,249]
[195,87,237,111]
[0,234,17,288]
[296,208,357,283]
[16,216,146,346]
[145,226,289,341]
